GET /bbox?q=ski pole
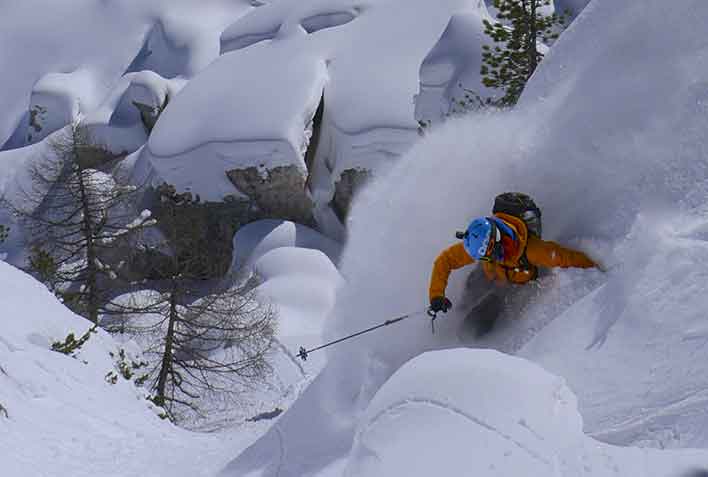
[297,310,430,361]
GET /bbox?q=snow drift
[345,349,708,476]
[0,261,232,477]
[0,0,252,151]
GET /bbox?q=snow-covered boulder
[231,219,341,270]
[82,71,187,155]
[414,11,495,126]
[108,71,174,129]
[347,349,582,476]
[25,69,101,144]
[141,0,493,226]
[231,222,343,369]
[0,0,253,150]
[254,246,344,345]
[345,349,708,476]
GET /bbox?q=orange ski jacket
[429,213,596,300]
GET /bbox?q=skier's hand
[430,296,452,313]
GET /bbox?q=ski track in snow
[359,398,554,468]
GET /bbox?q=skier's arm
[526,236,596,269]
[429,242,475,300]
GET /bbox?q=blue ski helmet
[463,218,493,259]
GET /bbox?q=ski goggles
[479,221,503,262]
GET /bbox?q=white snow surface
[142,0,491,202]
[221,0,708,475]
[255,246,343,343]
[344,349,708,476]
[414,10,497,125]
[0,261,263,477]
[0,0,253,150]
[232,219,342,270]
[6,0,708,476]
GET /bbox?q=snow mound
[347,349,581,476]
[253,246,344,362]
[415,10,496,125]
[232,219,341,269]
[26,69,101,144]
[345,349,708,476]
[0,0,252,150]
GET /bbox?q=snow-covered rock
[141,0,492,225]
[83,71,187,155]
[414,11,495,126]
[254,246,343,346]
[231,219,341,270]
[25,69,101,144]
[0,0,253,151]
[345,349,708,476]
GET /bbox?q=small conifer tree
[481,0,570,106]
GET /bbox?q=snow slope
[0,261,256,477]
[222,0,708,474]
[0,226,341,475]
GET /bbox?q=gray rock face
[332,168,370,222]
[227,165,315,226]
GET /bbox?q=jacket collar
[491,212,528,266]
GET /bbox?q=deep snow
[4,0,708,475]
[0,261,252,477]
[0,0,253,151]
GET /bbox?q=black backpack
[492,192,542,238]
[492,192,542,279]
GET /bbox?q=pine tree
[124,185,276,423]
[5,123,154,323]
[481,0,569,106]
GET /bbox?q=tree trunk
[527,0,539,79]
[155,277,178,404]
[76,159,99,323]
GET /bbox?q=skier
[428,193,598,336]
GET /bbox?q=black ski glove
[430,296,452,313]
